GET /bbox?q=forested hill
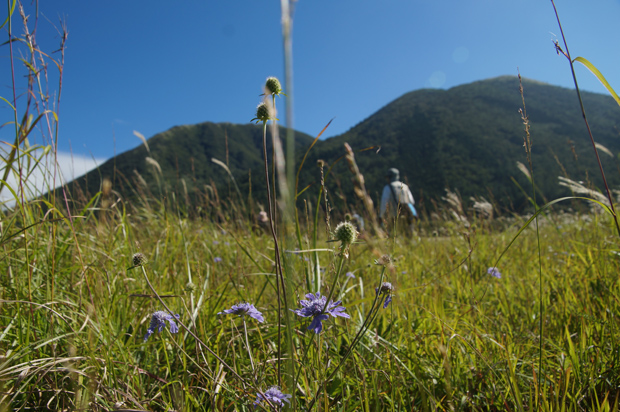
[63,76,620,214]
[299,76,620,212]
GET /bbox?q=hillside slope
[63,76,620,214]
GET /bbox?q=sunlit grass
[3,1,620,411]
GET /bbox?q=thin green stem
[322,252,346,311]
[261,119,288,388]
[550,0,620,239]
[306,266,387,410]
[243,317,256,373]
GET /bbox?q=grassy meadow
[2,189,620,411]
[3,1,620,411]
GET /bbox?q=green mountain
[300,76,620,212]
[67,122,315,207]
[64,76,620,214]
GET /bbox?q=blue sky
[2,0,620,170]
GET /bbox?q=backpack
[388,183,417,221]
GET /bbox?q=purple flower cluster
[254,386,291,409]
[218,303,265,323]
[144,311,180,341]
[375,282,394,309]
[487,267,501,279]
[293,292,350,333]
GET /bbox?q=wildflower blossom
[345,272,356,279]
[214,257,223,263]
[293,292,350,333]
[144,311,180,341]
[254,386,291,409]
[218,303,264,323]
[487,267,501,279]
[375,282,394,309]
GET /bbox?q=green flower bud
[265,77,283,96]
[185,281,197,293]
[253,102,271,123]
[333,221,358,246]
[132,253,148,267]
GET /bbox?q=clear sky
[2,0,620,172]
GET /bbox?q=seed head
[333,221,358,246]
[265,77,283,96]
[185,281,197,293]
[252,102,271,123]
[132,253,148,267]
[374,254,392,266]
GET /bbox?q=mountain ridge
[62,76,620,214]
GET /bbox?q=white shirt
[380,181,415,218]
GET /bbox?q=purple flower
[254,386,291,409]
[375,282,394,309]
[212,240,220,245]
[487,267,501,279]
[218,303,265,323]
[214,257,223,263]
[293,292,350,333]
[345,272,356,279]
[144,311,180,341]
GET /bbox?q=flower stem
[321,252,346,313]
[261,119,288,387]
[243,317,256,373]
[306,266,387,410]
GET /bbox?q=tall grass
[2,1,620,411]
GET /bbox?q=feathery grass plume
[558,176,609,206]
[471,196,494,219]
[145,156,162,176]
[133,130,151,154]
[343,143,384,237]
[443,189,468,223]
[133,170,148,188]
[516,161,531,181]
[595,142,614,158]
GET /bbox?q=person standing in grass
[380,167,417,236]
